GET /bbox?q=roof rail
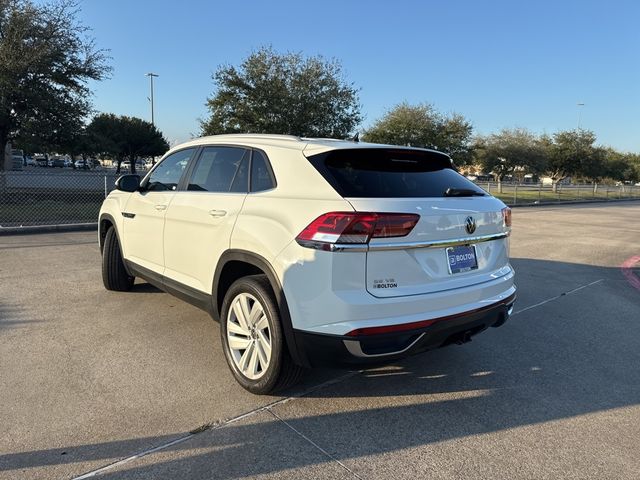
[301,137,351,142]
[199,133,302,142]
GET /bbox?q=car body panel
[121,191,175,274]
[163,192,247,292]
[344,196,511,298]
[273,237,515,335]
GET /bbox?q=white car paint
[100,134,515,349]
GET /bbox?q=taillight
[296,212,419,250]
[502,207,512,228]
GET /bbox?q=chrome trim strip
[343,333,426,358]
[367,232,510,251]
[295,240,368,252]
[296,232,509,253]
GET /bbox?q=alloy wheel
[226,293,272,380]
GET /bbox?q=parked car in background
[75,159,92,169]
[10,150,24,171]
[25,156,36,167]
[52,158,65,168]
[476,174,493,182]
[34,155,48,167]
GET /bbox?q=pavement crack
[268,408,366,480]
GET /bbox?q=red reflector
[502,207,512,227]
[345,292,517,337]
[373,214,420,238]
[296,212,419,246]
[346,318,438,337]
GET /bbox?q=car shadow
[1,257,638,478]
[130,281,164,294]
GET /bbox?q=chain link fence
[0,169,119,228]
[478,182,640,205]
[1,170,639,229]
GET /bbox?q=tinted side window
[146,149,195,191]
[250,150,276,192]
[188,147,249,193]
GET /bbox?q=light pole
[146,72,159,126]
[576,102,585,130]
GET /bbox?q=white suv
[99,134,515,394]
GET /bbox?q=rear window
[307,148,486,198]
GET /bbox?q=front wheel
[220,275,303,394]
[102,227,134,291]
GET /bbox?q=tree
[623,153,640,183]
[0,0,110,169]
[201,46,361,138]
[362,102,474,165]
[473,128,547,193]
[544,129,597,191]
[87,114,169,174]
[601,150,640,183]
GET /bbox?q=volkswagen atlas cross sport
[99,134,515,394]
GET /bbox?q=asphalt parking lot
[1,202,639,479]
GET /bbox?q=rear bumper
[293,293,515,368]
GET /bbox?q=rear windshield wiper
[444,188,486,197]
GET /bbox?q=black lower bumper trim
[293,300,512,368]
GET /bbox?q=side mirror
[115,174,141,192]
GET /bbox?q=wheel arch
[99,213,134,278]
[213,250,309,368]
[99,213,118,253]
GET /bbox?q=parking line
[270,408,365,480]
[71,370,359,479]
[512,278,604,316]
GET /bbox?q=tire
[102,227,134,291]
[220,275,304,394]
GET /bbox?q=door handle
[209,209,227,217]
[155,204,167,211]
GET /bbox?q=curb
[0,222,97,236]
[507,198,640,208]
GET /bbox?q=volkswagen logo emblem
[465,216,477,234]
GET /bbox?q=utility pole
[576,102,585,130]
[146,72,159,126]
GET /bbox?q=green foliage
[473,128,638,185]
[201,46,362,138]
[544,129,598,182]
[623,153,640,182]
[87,113,169,173]
[362,102,474,165]
[473,128,547,182]
[0,0,110,168]
[599,149,640,183]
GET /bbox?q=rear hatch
[305,147,511,298]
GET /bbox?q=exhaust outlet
[455,330,473,345]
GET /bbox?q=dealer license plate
[446,245,478,274]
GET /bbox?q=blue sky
[76,0,640,151]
